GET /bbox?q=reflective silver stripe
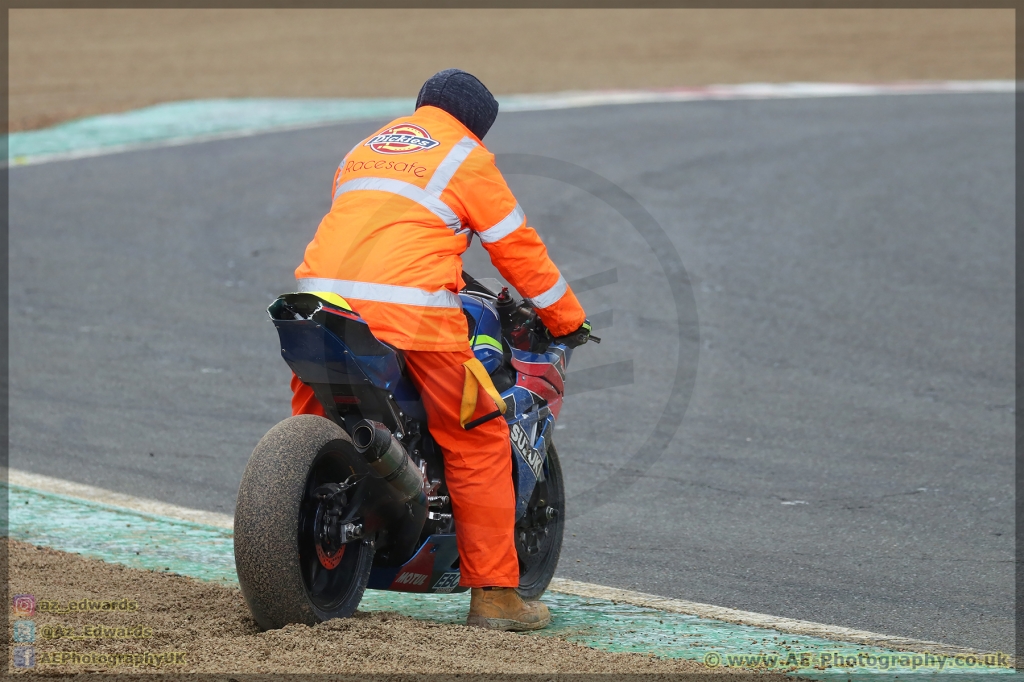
[297,278,462,308]
[424,136,478,195]
[333,177,461,232]
[529,275,569,309]
[478,204,525,244]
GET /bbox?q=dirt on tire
[7,539,793,677]
[234,414,368,629]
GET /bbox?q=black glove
[552,319,597,348]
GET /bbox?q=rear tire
[234,415,373,630]
[516,442,565,601]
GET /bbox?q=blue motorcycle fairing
[275,319,402,390]
[366,533,467,593]
[509,413,554,517]
[461,293,504,373]
[499,385,534,422]
[270,295,426,421]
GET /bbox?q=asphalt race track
[10,93,1012,652]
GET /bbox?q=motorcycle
[233,275,597,630]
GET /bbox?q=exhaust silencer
[351,420,427,505]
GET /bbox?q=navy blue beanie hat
[416,69,499,141]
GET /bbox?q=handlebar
[479,281,599,352]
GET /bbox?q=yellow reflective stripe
[470,334,503,352]
[306,291,354,312]
[460,358,507,427]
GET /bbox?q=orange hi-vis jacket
[295,105,586,352]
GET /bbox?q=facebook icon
[13,646,35,668]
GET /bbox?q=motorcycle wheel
[516,442,565,601]
[234,415,374,630]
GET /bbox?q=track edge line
[7,80,1014,168]
[5,468,234,529]
[547,578,1009,661]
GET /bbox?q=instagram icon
[12,594,36,617]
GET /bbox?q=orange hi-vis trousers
[289,347,519,588]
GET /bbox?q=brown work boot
[466,587,551,631]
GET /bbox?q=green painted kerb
[5,483,1014,678]
[5,94,614,164]
[8,98,416,164]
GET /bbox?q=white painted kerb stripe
[548,578,1004,660]
[3,466,1009,663]
[5,468,233,529]
[7,81,1012,169]
[499,80,1015,112]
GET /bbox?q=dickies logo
[365,124,440,155]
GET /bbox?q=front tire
[234,415,373,630]
[516,442,565,600]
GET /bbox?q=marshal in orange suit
[291,69,588,631]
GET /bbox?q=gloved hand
[551,319,597,348]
